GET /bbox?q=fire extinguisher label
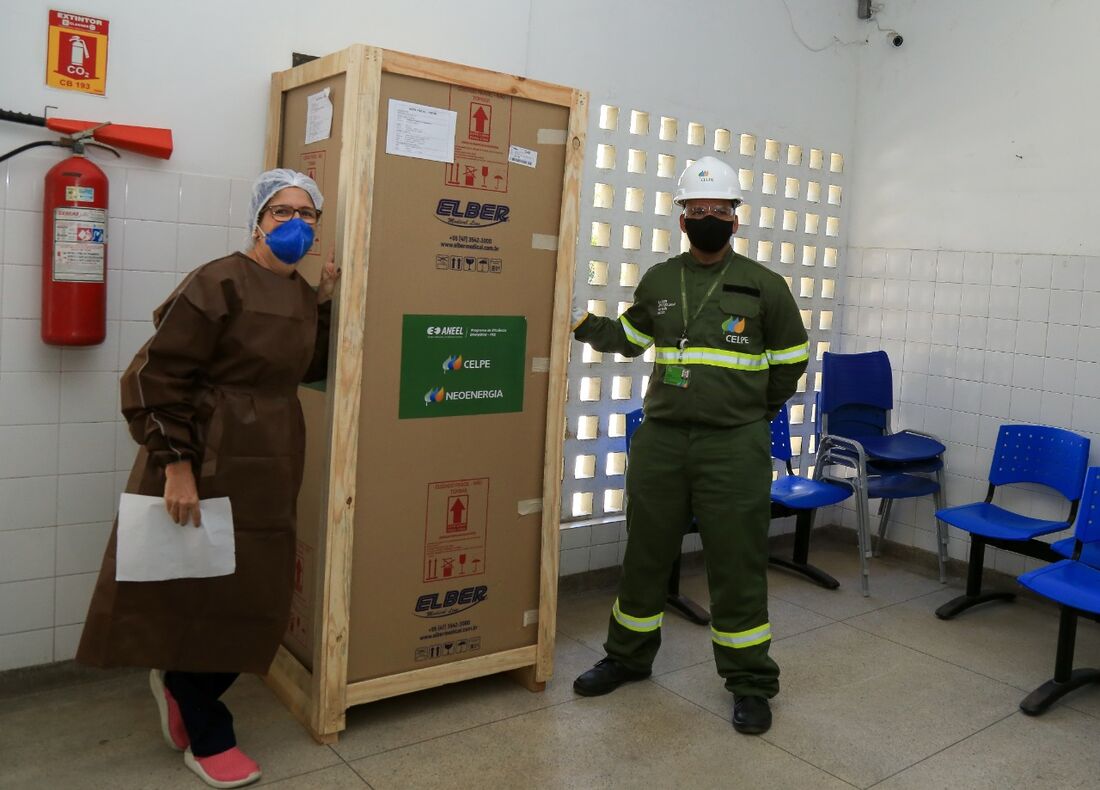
[53,207,107,283]
[64,185,96,203]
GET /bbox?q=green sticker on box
[399,315,527,419]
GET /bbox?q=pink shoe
[149,669,189,751]
[184,747,262,789]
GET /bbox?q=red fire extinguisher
[41,143,109,345]
[0,109,173,346]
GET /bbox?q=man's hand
[164,461,201,527]
[571,297,588,330]
[318,251,342,303]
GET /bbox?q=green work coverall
[573,249,809,696]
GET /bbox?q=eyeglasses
[684,205,738,220]
[263,204,321,224]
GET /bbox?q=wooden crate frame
[260,44,587,743]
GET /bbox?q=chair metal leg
[854,478,872,597]
[933,466,948,583]
[768,509,840,590]
[666,552,710,625]
[1020,608,1100,715]
[874,498,894,557]
[935,537,1015,619]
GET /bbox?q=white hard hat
[673,155,743,206]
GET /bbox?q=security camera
[890,33,904,47]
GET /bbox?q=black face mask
[684,216,734,253]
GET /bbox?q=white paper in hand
[116,494,236,582]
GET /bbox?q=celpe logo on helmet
[697,169,714,182]
[723,316,751,345]
[424,386,446,404]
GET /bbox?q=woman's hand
[164,460,202,527]
[318,251,342,303]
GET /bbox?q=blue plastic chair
[1016,467,1100,715]
[934,424,1090,621]
[768,405,851,589]
[818,351,949,585]
[624,408,709,625]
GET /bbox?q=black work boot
[573,657,651,697]
[732,695,772,734]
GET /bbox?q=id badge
[663,365,691,388]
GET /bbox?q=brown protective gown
[76,252,330,674]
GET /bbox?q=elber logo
[424,387,446,404]
[414,586,488,618]
[722,316,746,334]
[443,354,463,372]
[435,198,510,228]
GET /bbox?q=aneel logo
[414,585,488,618]
[435,198,510,228]
[427,325,465,337]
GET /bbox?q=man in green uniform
[571,156,809,734]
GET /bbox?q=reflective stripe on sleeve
[619,315,654,348]
[654,346,769,371]
[765,342,810,365]
[612,598,664,633]
[710,622,772,649]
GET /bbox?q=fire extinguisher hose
[0,140,62,164]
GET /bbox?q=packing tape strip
[531,357,550,373]
[517,498,543,515]
[537,129,568,145]
[532,234,558,250]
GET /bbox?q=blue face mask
[260,217,314,264]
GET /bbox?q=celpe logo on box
[435,198,510,228]
[443,355,491,372]
[414,585,488,618]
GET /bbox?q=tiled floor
[5,540,1100,789]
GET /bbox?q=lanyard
[678,261,729,353]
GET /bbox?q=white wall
[0,1,860,669]
[848,0,1100,255]
[836,0,1100,568]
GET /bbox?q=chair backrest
[1075,467,1100,548]
[820,351,894,414]
[989,424,1091,502]
[770,405,792,462]
[625,408,644,451]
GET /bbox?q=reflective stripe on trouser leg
[604,419,693,673]
[612,599,663,632]
[711,622,772,649]
[691,419,780,697]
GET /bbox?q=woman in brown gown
[76,169,339,789]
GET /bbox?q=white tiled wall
[0,153,251,670]
[831,247,1100,570]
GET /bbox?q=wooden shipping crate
[261,44,586,742]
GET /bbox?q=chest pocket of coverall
[718,290,761,348]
